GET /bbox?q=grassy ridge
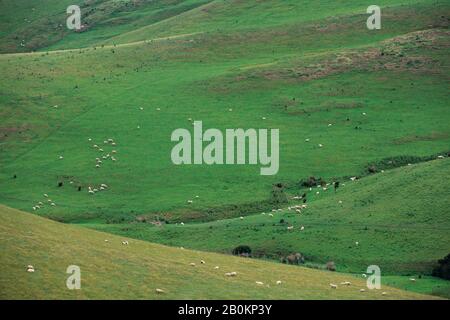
[105,0,444,45]
[0,204,436,299]
[2,0,442,53]
[0,0,212,53]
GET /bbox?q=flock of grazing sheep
[26,103,446,297]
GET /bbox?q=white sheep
[330,283,337,289]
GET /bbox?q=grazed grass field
[85,160,450,278]
[0,0,449,299]
[0,204,440,299]
[1,1,449,223]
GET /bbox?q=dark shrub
[300,176,326,188]
[368,165,377,173]
[432,254,450,280]
[326,261,336,271]
[232,245,252,256]
[271,183,288,204]
[280,252,304,265]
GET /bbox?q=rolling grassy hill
[0,204,439,299]
[85,159,450,276]
[0,0,212,53]
[1,0,449,224]
[0,0,449,300]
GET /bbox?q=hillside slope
[0,0,211,53]
[0,204,435,299]
[87,159,450,275]
[105,0,444,45]
[1,1,449,223]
